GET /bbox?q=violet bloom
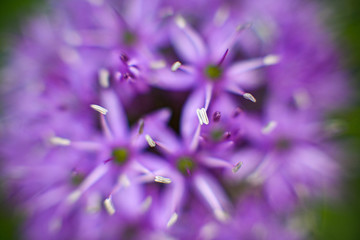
[0,0,349,239]
[141,89,245,230]
[152,13,280,104]
[1,66,176,239]
[240,102,338,212]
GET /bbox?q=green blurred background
[0,0,360,239]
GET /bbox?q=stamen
[145,134,156,148]
[90,104,108,115]
[150,60,166,70]
[129,65,140,77]
[104,197,116,215]
[138,119,145,134]
[263,54,280,65]
[50,136,71,146]
[232,161,243,173]
[194,175,229,222]
[167,212,178,228]
[214,5,230,26]
[214,209,229,222]
[66,164,109,204]
[217,49,229,66]
[98,68,110,88]
[171,61,182,72]
[196,108,209,125]
[120,54,129,63]
[141,196,153,213]
[190,124,201,151]
[119,174,131,188]
[261,121,278,134]
[213,111,221,122]
[205,83,213,110]
[86,192,102,214]
[154,176,172,184]
[175,15,186,28]
[224,131,231,140]
[67,189,81,203]
[293,89,310,109]
[100,115,113,140]
[243,93,257,103]
[217,23,252,57]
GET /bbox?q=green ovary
[205,64,223,81]
[112,148,129,165]
[211,129,224,141]
[177,157,196,175]
[123,31,137,45]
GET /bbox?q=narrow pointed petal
[171,15,207,63]
[101,90,129,140]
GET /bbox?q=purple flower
[0,0,348,239]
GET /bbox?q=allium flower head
[0,0,348,239]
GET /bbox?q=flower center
[71,172,84,186]
[177,157,196,175]
[123,31,137,46]
[275,138,292,151]
[205,64,223,81]
[112,148,129,165]
[211,129,224,141]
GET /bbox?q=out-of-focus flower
[0,0,348,239]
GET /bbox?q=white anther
[261,121,278,134]
[167,212,178,228]
[214,209,229,222]
[214,6,229,26]
[232,161,243,173]
[196,108,209,125]
[104,198,116,215]
[98,68,110,88]
[154,176,172,184]
[243,93,257,103]
[86,192,102,214]
[145,134,156,148]
[263,54,280,65]
[119,174,131,188]
[150,60,166,69]
[90,104,108,115]
[293,89,311,109]
[66,189,81,203]
[196,109,204,125]
[171,61,182,72]
[175,15,186,28]
[50,136,71,146]
[141,196,153,212]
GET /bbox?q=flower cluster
[0,0,347,239]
